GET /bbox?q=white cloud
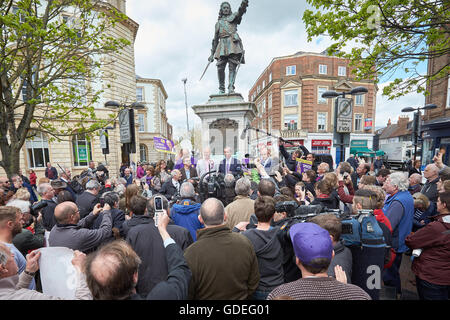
[375,82,425,128]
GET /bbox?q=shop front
[421,118,450,167]
[350,139,375,159]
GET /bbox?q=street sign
[119,109,131,144]
[336,97,353,133]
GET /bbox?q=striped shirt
[267,277,371,300]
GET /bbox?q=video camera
[30,201,48,217]
[198,170,226,203]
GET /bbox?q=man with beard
[0,206,36,290]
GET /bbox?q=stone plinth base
[192,93,256,159]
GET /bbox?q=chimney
[397,115,409,127]
[387,118,391,126]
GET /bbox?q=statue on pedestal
[207,0,248,95]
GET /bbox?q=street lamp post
[104,100,146,174]
[401,104,437,161]
[322,86,369,165]
[182,78,189,133]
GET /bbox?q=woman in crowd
[310,179,340,210]
[301,169,317,197]
[405,191,450,300]
[29,169,37,190]
[144,166,156,190]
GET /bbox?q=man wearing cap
[267,223,371,300]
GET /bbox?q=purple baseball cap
[289,222,333,267]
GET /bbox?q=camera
[275,201,299,217]
[154,196,164,227]
[30,201,48,217]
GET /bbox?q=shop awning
[350,147,376,157]
[375,150,385,156]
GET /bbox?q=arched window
[140,144,148,162]
[26,132,49,168]
[72,133,92,166]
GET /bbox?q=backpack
[341,210,386,249]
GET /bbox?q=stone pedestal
[192,93,256,159]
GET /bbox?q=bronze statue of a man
[208,0,248,94]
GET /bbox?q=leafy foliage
[303,0,450,99]
[0,0,131,175]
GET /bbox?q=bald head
[85,240,141,300]
[200,198,225,226]
[424,164,439,181]
[54,201,79,224]
[409,173,422,186]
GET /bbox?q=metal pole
[182,78,189,132]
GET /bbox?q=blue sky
[126,0,428,136]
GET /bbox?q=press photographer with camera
[160,170,182,201]
[91,192,126,241]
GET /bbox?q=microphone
[240,124,250,140]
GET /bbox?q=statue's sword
[199,61,212,81]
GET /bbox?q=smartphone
[154,196,164,227]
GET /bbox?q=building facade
[0,0,140,179]
[248,51,377,166]
[136,76,174,164]
[421,48,450,166]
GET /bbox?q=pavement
[380,253,419,300]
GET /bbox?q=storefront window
[72,133,92,167]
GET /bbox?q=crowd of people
[0,140,449,301]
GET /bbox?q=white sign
[336,98,353,133]
[39,247,77,299]
[100,130,107,149]
[119,109,131,144]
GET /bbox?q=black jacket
[76,191,99,219]
[160,180,179,201]
[279,145,297,172]
[127,242,191,300]
[41,199,58,231]
[92,207,126,239]
[125,215,193,297]
[311,192,340,210]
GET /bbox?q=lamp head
[401,107,416,112]
[350,86,368,96]
[104,100,120,108]
[422,104,437,111]
[322,91,340,99]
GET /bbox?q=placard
[296,158,313,174]
[153,137,175,154]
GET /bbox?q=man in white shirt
[197,147,215,178]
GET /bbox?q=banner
[153,137,175,154]
[296,158,313,174]
[39,247,76,299]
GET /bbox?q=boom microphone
[240,124,250,140]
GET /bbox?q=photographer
[405,191,450,300]
[336,162,355,205]
[92,192,126,241]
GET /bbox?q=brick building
[248,51,377,166]
[420,45,450,166]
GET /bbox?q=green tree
[303,0,449,98]
[0,0,131,177]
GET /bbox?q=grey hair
[114,183,126,196]
[409,173,422,185]
[180,182,195,199]
[224,174,235,187]
[171,169,181,178]
[37,183,52,196]
[6,199,30,214]
[86,180,101,190]
[118,177,127,186]
[235,177,251,196]
[389,172,409,191]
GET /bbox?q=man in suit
[219,147,241,176]
[180,157,198,185]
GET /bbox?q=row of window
[281,113,365,132]
[286,64,347,77]
[254,113,366,133]
[26,133,93,169]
